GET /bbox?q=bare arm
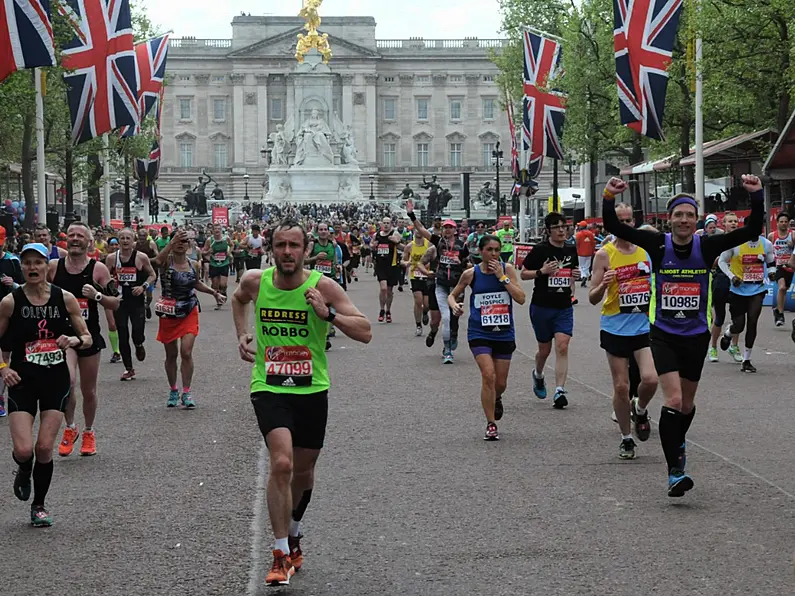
[316,276,372,344]
[400,243,412,267]
[0,294,13,364]
[47,259,57,283]
[447,268,474,317]
[232,270,260,338]
[201,239,212,256]
[588,249,611,305]
[63,291,93,349]
[139,253,157,286]
[150,240,159,256]
[193,260,221,297]
[407,210,431,241]
[154,237,175,268]
[503,263,526,305]
[92,262,120,310]
[417,245,436,276]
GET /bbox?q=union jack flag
[0,0,55,82]
[505,94,520,180]
[614,0,683,140]
[522,30,566,179]
[60,0,138,144]
[121,34,169,138]
[135,140,160,200]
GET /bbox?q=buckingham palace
[158,14,524,205]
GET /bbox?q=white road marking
[247,441,268,596]
[516,345,795,501]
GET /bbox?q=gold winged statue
[296,0,332,64]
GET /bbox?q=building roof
[763,109,795,179]
[678,128,777,167]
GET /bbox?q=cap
[20,243,49,259]
[109,237,119,245]
[0,226,6,241]
[442,219,456,227]
[705,214,719,225]
[578,221,587,227]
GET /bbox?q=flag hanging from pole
[522,29,566,179]
[0,0,55,82]
[614,0,683,140]
[120,33,170,138]
[505,93,520,180]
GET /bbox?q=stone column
[255,74,269,166]
[364,73,378,165]
[230,73,246,166]
[341,74,354,127]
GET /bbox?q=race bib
[154,297,177,316]
[549,268,572,288]
[25,339,64,366]
[117,266,137,284]
[315,259,333,275]
[439,250,459,266]
[213,252,227,262]
[475,291,511,327]
[377,244,390,256]
[615,263,651,313]
[265,346,314,388]
[412,268,427,280]
[660,282,700,318]
[741,254,764,283]
[77,298,90,320]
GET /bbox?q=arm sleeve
[701,190,764,262]
[718,248,735,279]
[764,238,776,265]
[603,198,665,257]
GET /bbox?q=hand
[486,259,503,275]
[768,270,776,281]
[741,174,762,194]
[406,199,414,213]
[215,291,228,305]
[304,287,330,320]
[131,285,145,297]
[573,267,582,280]
[540,259,559,275]
[0,366,21,387]
[56,334,77,349]
[605,177,628,196]
[238,333,256,363]
[176,229,189,243]
[451,302,464,317]
[82,284,98,299]
[731,276,742,287]
[601,269,617,286]
[0,275,14,287]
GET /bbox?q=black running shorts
[209,265,229,278]
[76,331,106,358]
[251,390,329,450]
[775,267,793,287]
[7,363,71,416]
[600,330,650,359]
[376,266,399,287]
[711,285,730,328]
[649,326,710,382]
[410,279,427,293]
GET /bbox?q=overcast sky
[141,0,505,40]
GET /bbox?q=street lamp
[492,141,504,215]
[369,174,375,201]
[243,173,250,202]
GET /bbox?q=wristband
[0,362,7,370]
[499,275,510,284]
[143,282,150,290]
[74,337,84,349]
[603,189,616,200]
[408,212,417,222]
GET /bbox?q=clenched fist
[605,177,628,197]
[741,174,762,194]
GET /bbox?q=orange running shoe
[79,430,97,456]
[288,535,303,571]
[265,550,294,586]
[58,426,79,457]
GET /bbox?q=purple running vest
[650,233,711,335]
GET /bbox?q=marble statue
[271,180,292,201]
[338,177,360,201]
[269,124,289,166]
[477,181,497,205]
[294,109,334,165]
[340,126,359,165]
[396,183,414,200]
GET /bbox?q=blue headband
[669,196,698,213]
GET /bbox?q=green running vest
[210,238,231,267]
[251,268,330,394]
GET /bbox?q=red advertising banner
[514,243,534,266]
[212,207,229,226]
[498,215,514,226]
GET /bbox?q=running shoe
[0,396,6,417]
[354,276,358,282]
[30,505,53,527]
[80,430,97,456]
[266,550,295,586]
[728,345,743,363]
[483,422,499,441]
[181,392,196,410]
[611,410,618,423]
[442,349,454,364]
[386,312,392,323]
[494,397,503,421]
[328,327,336,338]
[552,388,568,409]
[707,347,718,362]
[619,438,637,460]
[719,331,731,352]
[774,309,785,327]
[397,285,404,292]
[415,326,423,337]
[667,469,694,497]
[110,353,121,364]
[378,310,385,323]
[425,329,437,348]
[288,535,303,571]
[325,339,332,352]
[135,344,146,362]
[571,297,579,305]
[58,426,79,457]
[741,360,757,373]
[630,398,651,442]
[532,370,547,400]
[13,469,31,501]
[422,312,429,326]
[167,389,180,408]
[145,305,152,320]
[120,369,136,382]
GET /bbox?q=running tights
[729,293,764,349]
[434,284,459,342]
[113,302,146,370]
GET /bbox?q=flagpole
[553,158,560,213]
[34,69,47,225]
[694,36,705,216]
[102,134,111,225]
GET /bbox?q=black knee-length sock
[659,407,684,473]
[32,460,53,507]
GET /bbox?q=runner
[50,222,120,458]
[361,227,372,272]
[153,229,225,408]
[231,224,247,283]
[306,224,338,350]
[135,227,159,320]
[589,203,657,459]
[231,218,371,587]
[0,243,92,526]
[409,204,469,363]
[372,217,402,323]
[202,224,231,310]
[396,218,412,292]
[447,235,525,440]
[106,229,156,381]
[104,236,122,363]
[34,225,66,260]
[495,219,515,263]
[465,221,487,266]
[708,213,741,362]
[603,174,764,497]
[575,222,596,287]
[768,212,794,326]
[245,224,266,271]
[347,227,362,281]
[155,226,170,253]
[0,227,23,417]
[718,233,775,372]
[402,233,431,336]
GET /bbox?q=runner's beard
[275,255,302,275]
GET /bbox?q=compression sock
[659,406,685,472]
[31,460,54,507]
[13,453,33,477]
[108,330,119,354]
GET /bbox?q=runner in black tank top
[48,222,120,458]
[136,227,160,319]
[107,229,157,381]
[0,242,92,527]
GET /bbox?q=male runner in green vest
[496,219,515,263]
[202,224,231,310]
[231,218,371,587]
